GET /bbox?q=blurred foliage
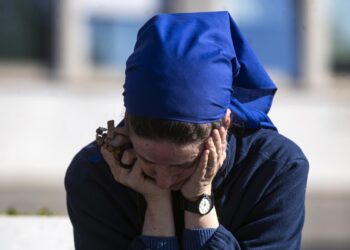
[36,207,53,216]
[3,207,54,216]
[5,207,19,216]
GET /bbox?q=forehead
[129,133,203,165]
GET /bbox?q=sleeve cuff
[183,228,216,250]
[140,235,179,250]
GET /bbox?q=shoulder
[238,128,307,162]
[64,141,107,192]
[235,128,309,176]
[222,129,309,249]
[64,142,144,244]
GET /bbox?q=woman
[65,11,309,249]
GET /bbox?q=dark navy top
[65,127,309,249]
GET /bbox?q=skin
[130,137,202,191]
[101,109,231,237]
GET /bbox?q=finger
[101,146,121,180]
[219,126,227,165]
[101,146,131,186]
[212,129,222,162]
[101,146,116,165]
[220,126,227,151]
[196,149,209,180]
[220,126,226,143]
[110,153,133,186]
[205,137,217,178]
[126,161,144,187]
[188,146,208,182]
[117,165,132,186]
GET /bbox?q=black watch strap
[180,193,214,215]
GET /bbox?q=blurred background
[0,0,349,249]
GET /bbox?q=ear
[224,109,231,129]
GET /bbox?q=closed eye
[136,152,200,169]
[138,155,154,164]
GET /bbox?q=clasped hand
[100,127,227,203]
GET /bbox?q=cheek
[171,167,196,181]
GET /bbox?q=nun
[65,11,309,250]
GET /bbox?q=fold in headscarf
[123,11,277,130]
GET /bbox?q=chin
[169,182,184,191]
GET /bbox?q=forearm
[143,197,176,237]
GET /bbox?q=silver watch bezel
[198,195,213,215]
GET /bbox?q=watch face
[199,196,212,214]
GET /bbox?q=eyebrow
[135,151,199,168]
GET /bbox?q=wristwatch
[181,193,214,215]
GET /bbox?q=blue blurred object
[226,0,301,78]
[331,0,350,72]
[89,0,302,79]
[89,18,142,67]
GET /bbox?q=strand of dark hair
[124,113,226,145]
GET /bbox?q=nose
[155,167,173,189]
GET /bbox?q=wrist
[146,194,172,211]
[185,206,219,229]
[181,192,214,216]
[143,197,175,237]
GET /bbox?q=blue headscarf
[123,11,277,130]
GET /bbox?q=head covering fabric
[123,11,277,130]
